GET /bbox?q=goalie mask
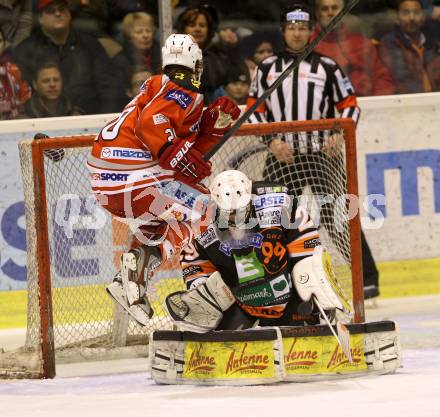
[209,170,252,231]
[162,34,203,80]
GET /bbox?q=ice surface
[1,295,439,417]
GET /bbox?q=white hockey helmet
[209,170,253,228]
[162,34,203,79]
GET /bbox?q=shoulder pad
[170,72,201,93]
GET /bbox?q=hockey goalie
[165,169,353,333]
[151,171,401,385]
[87,33,240,325]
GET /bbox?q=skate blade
[106,282,153,326]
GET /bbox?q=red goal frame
[24,118,363,379]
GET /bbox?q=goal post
[1,118,363,379]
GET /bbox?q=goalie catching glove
[158,138,211,185]
[165,271,235,333]
[199,96,241,137]
[292,246,352,317]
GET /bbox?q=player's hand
[199,97,241,137]
[322,132,344,158]
[158,138,211,184]
[269,137,294,163]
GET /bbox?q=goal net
[0,118,363,378]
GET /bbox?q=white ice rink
[1,295,440,417]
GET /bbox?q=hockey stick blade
[204,0,360,161]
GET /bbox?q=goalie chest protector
[194,182,316,318]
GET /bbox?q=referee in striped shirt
[248,3,379,299]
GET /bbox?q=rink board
[150,321,401,386]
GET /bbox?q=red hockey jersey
[87,72,205,194]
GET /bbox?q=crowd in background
[0,0,439,120]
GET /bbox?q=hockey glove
[199,96,241,137]
[158,138,211,184]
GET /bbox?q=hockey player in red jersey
[165,170,352,333]
[87,34,240,325]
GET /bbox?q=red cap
[37,0,68,12]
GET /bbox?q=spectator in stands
[124,65,152,102]
[313,0,395,96]
[0,0,33,49]
[423,1,440,44]
[12,0,119,114]
[0,26,31,120]
[112,12,160,108]
[106,0,158,39]
[68,0,122,59]
[378,0,440,93]
[213,63,250,105]
[18,61,83,118]
[176,4,241,103]
[433,0,440,20]
[240,31,279,79]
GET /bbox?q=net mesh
[2,122,355,378]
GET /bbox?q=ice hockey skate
[106,246,160,326]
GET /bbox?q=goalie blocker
[150,321,401,385]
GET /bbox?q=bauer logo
[164,89,193,109]
[100,147,152,161]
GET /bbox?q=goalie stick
[313,296,353,363]
[204,0,360,161]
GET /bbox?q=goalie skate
[106,279,153,326]
[106,247,160,326]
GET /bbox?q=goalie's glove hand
[158,138,211,184]
[199,96,241,137]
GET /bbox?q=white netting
[1,122,356,378]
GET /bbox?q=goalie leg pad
[150,327,284,385]
[165,271,235,333]
[292,246,352,315]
